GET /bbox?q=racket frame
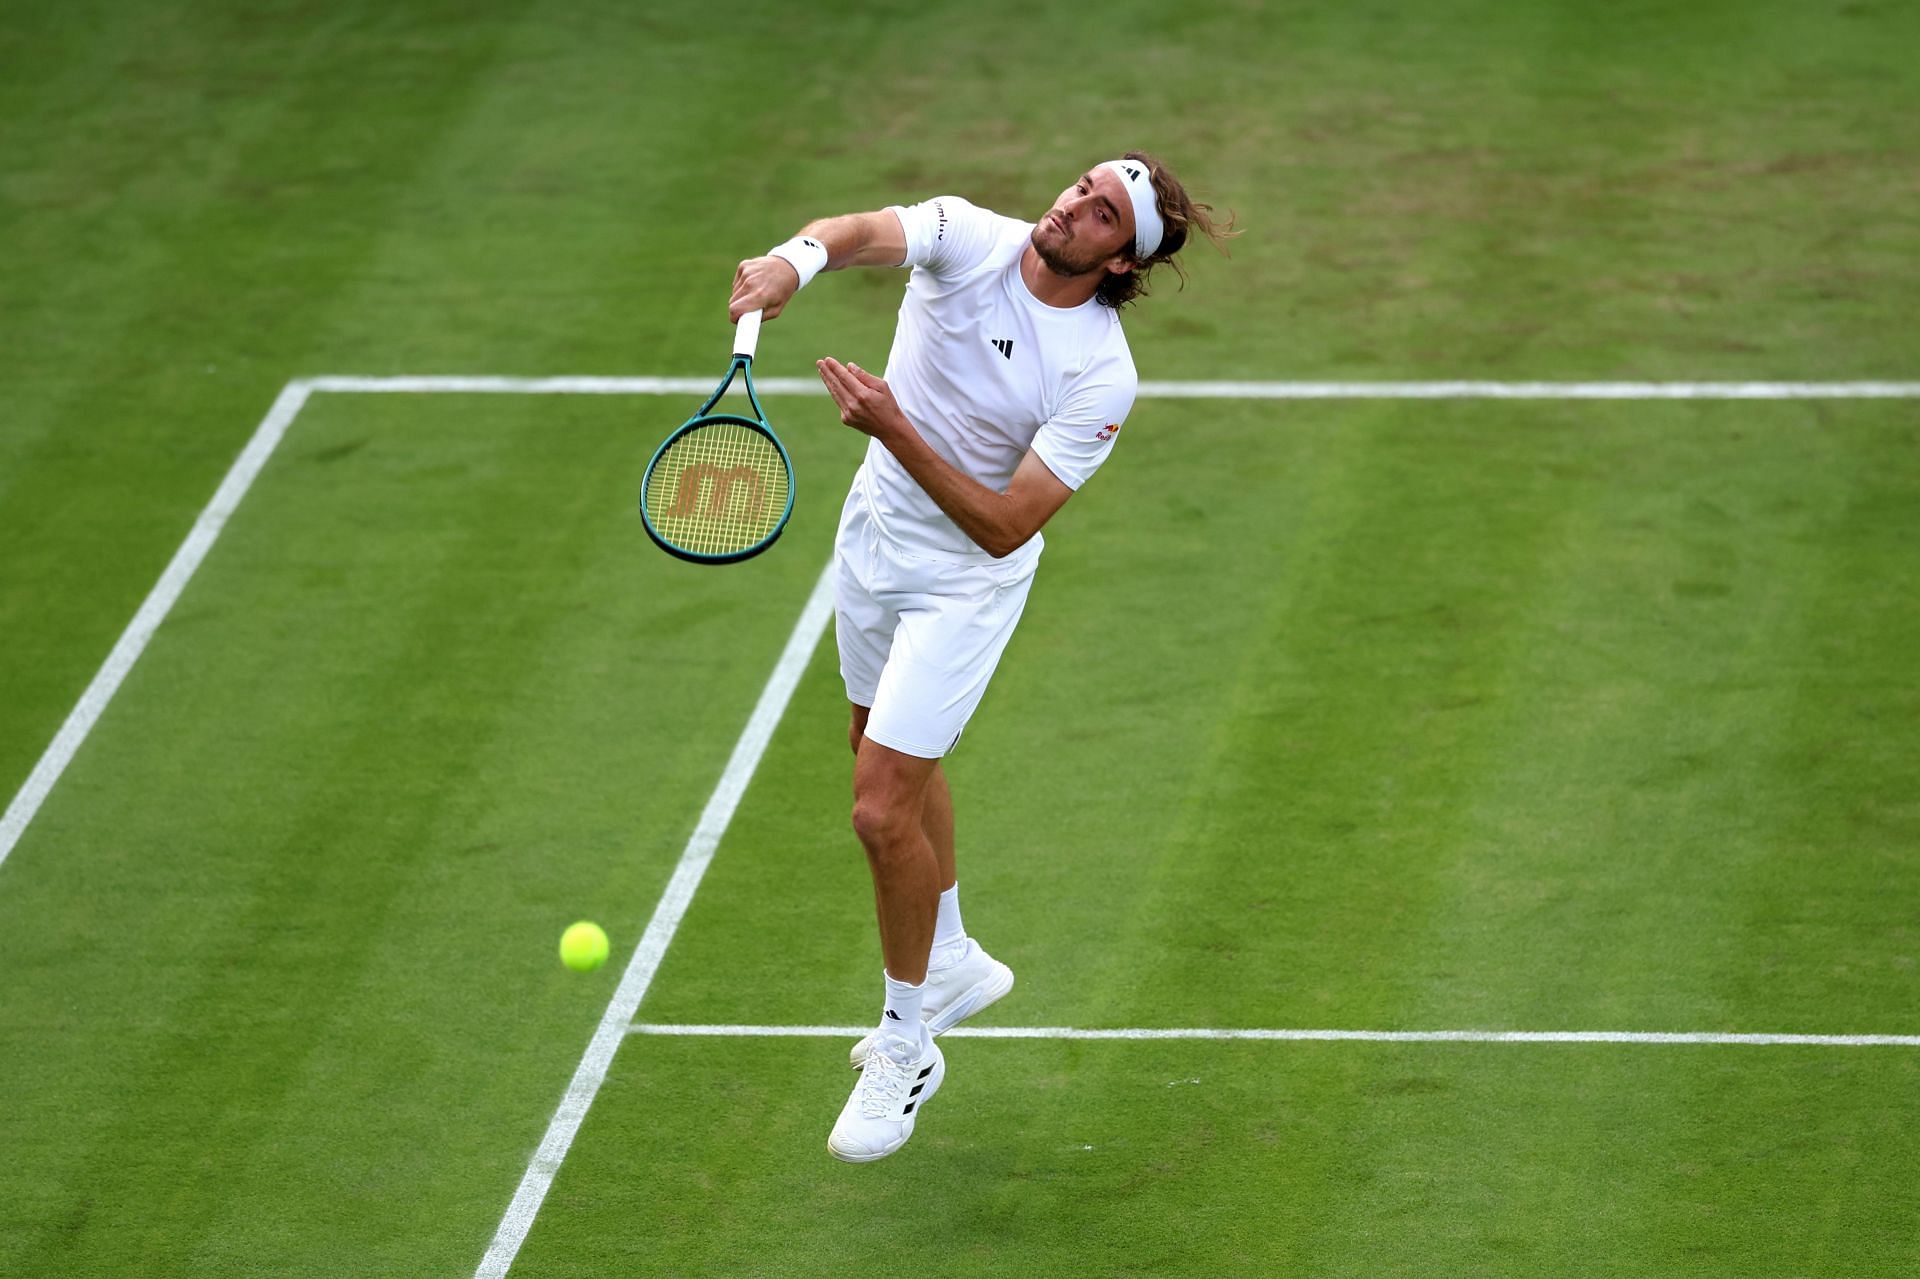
[639,312,796,564]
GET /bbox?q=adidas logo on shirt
[989,338,1014,359]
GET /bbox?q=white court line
[473,567,836,1279]
[0,381,313,873]
[1131,380,1920,400]
[630,1023,1920,1048]
[308,374,1920,399]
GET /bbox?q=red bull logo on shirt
[1095,422,1122,443]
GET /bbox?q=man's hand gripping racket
[639,308,796,564]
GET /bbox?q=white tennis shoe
[848,940,1014,1070]
[827,1032,944,1163]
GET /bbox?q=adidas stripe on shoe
[827,1034,944,1163]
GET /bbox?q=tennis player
[729,153,1231,1162]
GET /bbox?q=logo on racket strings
[664,463,767,520]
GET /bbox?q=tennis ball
[559,921,610,972]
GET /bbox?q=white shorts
[833,485,1037,759]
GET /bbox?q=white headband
[1099,159,1164,260]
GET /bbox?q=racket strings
[644,420,790,557]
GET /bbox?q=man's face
[1030,167,1136,277]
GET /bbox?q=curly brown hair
[1094,150,1238,310]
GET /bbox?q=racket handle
[734,309,763,360]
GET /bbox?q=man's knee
[850,791,918,855]
[850,744,932,855]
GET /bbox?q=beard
[1030,219,1119,277]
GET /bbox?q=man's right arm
[728,210,906,322]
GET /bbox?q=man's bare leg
[850,735,941,985]
[840,703,1014,1075]
[850,703,955,892]
[921,764,956,892]
[830,713,948,1164]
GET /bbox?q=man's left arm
[817,358,1071,559]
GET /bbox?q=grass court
[2,1,1917,1275]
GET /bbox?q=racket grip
[734,309,763,360]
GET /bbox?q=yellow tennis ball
[559,921,610,972]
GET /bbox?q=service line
[629,1023,1920,1048]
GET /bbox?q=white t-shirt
[850,195,1138,565]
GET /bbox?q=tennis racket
[639,309,795,564]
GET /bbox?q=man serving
[728,153,1230,1162]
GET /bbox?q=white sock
[880,970,926,1051]
[931,883,967,967]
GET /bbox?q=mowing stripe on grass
[473,566,836,1279]
[306,375,1920,399]
[0,380,313,875]
[629,1023,1920,1047]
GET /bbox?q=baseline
[307,375,1920,400]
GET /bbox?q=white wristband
[768,235,829,290]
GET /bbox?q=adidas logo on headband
[1098,159,1164,259]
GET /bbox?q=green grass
[534,1039,1919,1277]
[3,1,1918,1275]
